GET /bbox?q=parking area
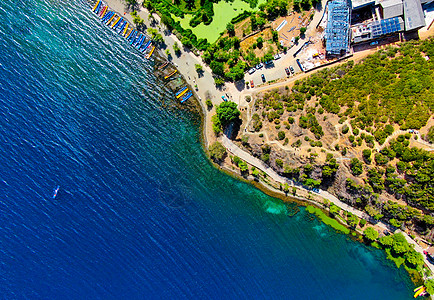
[244,52,302,88]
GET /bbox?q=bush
[278,131,286,140]
[205,99,213,109]
[350,158,363,175]
[363,227,379,241]
[359,219,367,227]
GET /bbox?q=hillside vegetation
[244,38,434,239]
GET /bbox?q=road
[221,134,434,274]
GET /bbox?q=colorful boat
[176,88,189,99]
[141,41,151,52]
[414,286,424,292]
[92,0,101,12]
[94,1,102,14]
[99,6,108,18]
[175,86,187,97]
[181,91,193,103]
[137,36,146,49]
[110,16,120,28]
[106,13,116,26]
[146,46,155,59]
[101,11,113,22]
[414,287,426,298]
[113,18,123,30]
[117,21,126,33]
[125,28,133,39]
[128,31,137,42]
[133,34,142,47]
[164,70,177,79]
[122,23,129,36]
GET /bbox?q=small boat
[106,13,116,26]
[92,0,101,12]
[164,70,177,79]
[122,23,129,36]
[141,41,151,52]
[181,91,193,103]
[128,31,137,43]
[53,186,60,199]
[114,18,123,30]
[158,61,169,70]
[176,88,189,99]
[117,21,126,33]
[175,86,187,97]
[94,1,102,14]
[137,36,146,49]
[130,33,139,45]
[133,34,142,47]
[101,11,113,22]
[99,6,108,18]
[414,286,424,292]
[146,46,155,59]
[125,28,133,39]
[111,16,121,28]
[414,287,426,298]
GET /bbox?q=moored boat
[101,11,113,22]
[181,91,193,103]
[141,41,151,52]
[106,13,116,26]
[110,16,120,28]
[99,6,108,18]
[92,0,101,12]
[164,70,177,79]
[146,46,155,59]
[175,86,187,97]
[176,88,189,99]
[122,23,129,36]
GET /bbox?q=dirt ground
[271,10,315,48]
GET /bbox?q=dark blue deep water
[0,0,414,298]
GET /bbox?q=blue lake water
[0,0,414,298]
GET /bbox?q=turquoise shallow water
[0,0,414,298]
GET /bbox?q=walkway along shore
[90,0,434,277]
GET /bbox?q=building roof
[326,0,351,56]
[403,0,426,30]
[371,16,404,37]
[351,0,376,10]
[381,0,404,19]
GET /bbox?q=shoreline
[90,0,434,288]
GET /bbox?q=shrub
[216,102,240,127]
[209,141,226,161]
[363,227,379,241]
[278,131,286,140]
[350,158,363,175]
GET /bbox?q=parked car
[289,66,295,74]
[265,60,273,66]
[274,53,281,60]
[261,74,266,82]
[250,80,254,88]
[255,63,264,70]
[248,68,256,75]
[370,41,379,45]
[285,68,290,76]
[221,96,228,102]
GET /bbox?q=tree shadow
[234,79,246,92]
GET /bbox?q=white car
[255,63,264,70]
[248,68,256,75]
[274,53,281,60]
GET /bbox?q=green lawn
[173,0,266,43]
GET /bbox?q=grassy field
[173,0,266,43]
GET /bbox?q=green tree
[209,141,226,161]
[173,42,181,55]
[329,204,340,216]
[363,227,379,241]
[238,161,248,172]
[278,131,286,140]
[350,158,363,175]
[256,37,263,48]
[362,149,372,163]
[378,235,393,247]
[392,233,410,255]
[406,250,423,269]
[427,126,434,143]
[299,27,307,35]
[195,64,203,72]
[425,279,434,295]
[205,99,213,109]
[226,23,235,35]
[347,213,359,228]
[216,102,240,127]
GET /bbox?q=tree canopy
[216,102,240,127]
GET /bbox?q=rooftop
[403,0,426,30]
[381,0,404,19]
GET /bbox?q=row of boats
[175,86,193,103]
[91,0,155,59]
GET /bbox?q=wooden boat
[164,70,177,79]
[146,46,155,59]
[111,16,121,28]
[92,0,101,12]
[181,91,193,103]
[122,23,129,36]
[176,88,189,99]
[158,61,169,70]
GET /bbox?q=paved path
[222,134,434,273]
